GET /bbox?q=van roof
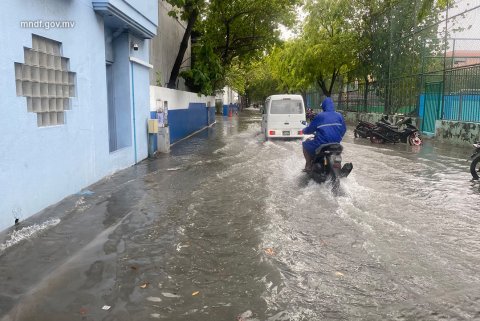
[267,94,303,100]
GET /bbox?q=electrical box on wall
[148,119,159,133]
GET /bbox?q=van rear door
[267,98,305,136]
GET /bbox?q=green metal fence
[304,1,480,128]
[443,63,480,122]
[306,60,480,123]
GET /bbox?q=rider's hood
[321,98,335,112]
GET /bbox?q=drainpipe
[130,61,138,164]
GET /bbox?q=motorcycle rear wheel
[408,132,422,146]
[470,154,480,180]
[370,134,384,144]
[355,126,370,138]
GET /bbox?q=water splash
[0,218,60,252]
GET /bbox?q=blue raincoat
[302,98,346,156]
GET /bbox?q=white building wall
[217,87,239,105]
[150,86,215,111]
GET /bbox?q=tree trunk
[167,10,198,89]
[337,76,343,110]
[363,75,369,113]
[222,22,231,65]
[327,68,338,97]
[316,78,329,97]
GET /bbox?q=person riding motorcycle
[302,97,346,171]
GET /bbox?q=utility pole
[440,5,450,120]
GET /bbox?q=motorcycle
[469,142,480,179]
[354,115,393,139]
[300,121,353,189]
[354,120,376,138]
[369,117,422,146]
[304,141,353,190]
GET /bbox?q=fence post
[440,5,450,120]
[458,94,463,121]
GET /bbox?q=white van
[261,94,306,139]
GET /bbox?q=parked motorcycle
[354,115,393,138]
[354,120,376,138]
[304,142,353,190]
[469,142,480,179]
[369,117,422,145]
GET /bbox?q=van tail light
[298,130,303,135]
[269,130,276,135]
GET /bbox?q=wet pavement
[1,109,480,321]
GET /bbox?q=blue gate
[421,82,443,134]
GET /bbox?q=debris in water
[140,282,150,289]
[264,248,275,256]
[79,307,88,315]
[147,297,162,302]
[162,292,181,298]
[130,266,138,271]
[192,291,200,296]
[335,271,345,277]
[167,168,181,171]
[74,197,90,212]
[176,242,190,251]
[101,305,111,311]
[237,310,253,321]
[151,314,161,318]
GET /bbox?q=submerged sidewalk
[0,125,225,321]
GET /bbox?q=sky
[279,5,306,40]
[279,0,480,49]
[449,0,480,40]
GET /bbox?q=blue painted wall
[93,0,158,37]
[131,59,152,162]
[169,103,211,143]
[123,0,158,26]
[208,106,216,125]
[112,32,133,149]
[0,0,156,231]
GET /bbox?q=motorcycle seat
[359,121,374,127]
[377,122,400,131]
[315,143,343,155]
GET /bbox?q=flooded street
[1,110,480,321]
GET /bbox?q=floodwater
[1,110,480,321]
